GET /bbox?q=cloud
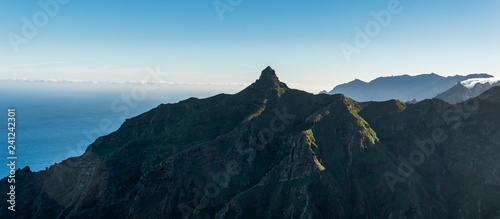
[0,62,152,77]
[461,77,500,88]
[0,65,141,75]
[0,78,251,86]
[0,63,300,87]
[6,62,66,68]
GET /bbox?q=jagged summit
[242,66,289,96]
[255,66,285,87]
[258,66,277,81]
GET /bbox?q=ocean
[0,82,241,177]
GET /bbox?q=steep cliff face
[1,67,499,219]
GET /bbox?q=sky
[1,0,500,93]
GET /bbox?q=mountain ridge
[435,80,500,104]
[1,67,499,218]
[323,73,493,102]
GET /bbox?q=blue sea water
[0,82,237,177]
[0,93,164,177]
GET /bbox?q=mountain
[436,81,500,104]
[2,67,500,218]
[471,81,500,97]
[323,73,493,102]
[435,82,476,104]
[471,82,492,95]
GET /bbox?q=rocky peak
[259,66,277,80]
[243,66,289,96]
[256,66,281,86]
[447,81,468,90]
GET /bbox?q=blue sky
[1,0,500,93]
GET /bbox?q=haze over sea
[0,81,243,177]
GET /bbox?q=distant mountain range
[321,73,493,102]
[2,67,500,218]
[435,79,500,104]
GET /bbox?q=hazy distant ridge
[322,73,493,102]
[436,79,500,104]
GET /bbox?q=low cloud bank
[461,77,500,88]
[0,78,252,86]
